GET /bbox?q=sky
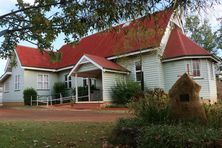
[0,1,221,76]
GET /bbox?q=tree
[215,20,222,50]
[0,0,220,58]
[185,15,218,53]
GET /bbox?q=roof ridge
[176,29,187,54]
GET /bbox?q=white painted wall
[2,60,24,103]
[116,51,164,89]
[102,72,126,102]
[163,59,217,101]
[24,70,59,96]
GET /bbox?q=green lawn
[0,121,114,148]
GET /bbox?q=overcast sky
[0,1,221,76]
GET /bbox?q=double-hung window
[192,60,201,77]
[15,75,20,90]
[65,74,72,89]
[4,81,9,93]
[135,61,143,82]
[37,74,49,90]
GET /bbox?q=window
[192,60,200,77]
[83,78,88,88]
[210,63,214,80]
[82,78,96,88]
[4,81,9,93]
[135,61,143,82]
[37,74,49,89]
[65,74,72,88]
[15,75,20,90]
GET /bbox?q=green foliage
[215,24,222,50]
[185,15,220,53]
[111,81,141,105]
[139,124,222,148]
[23,88,37,105]
[110,89,222,147]
[204,103,222,128]
[53,82,67,97]
[128,88,169,123]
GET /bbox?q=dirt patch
[0,107,130,122]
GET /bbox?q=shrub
[111,81,141,105]
[109,118,144,147]
[204,103,222,128]
[139,124,222,148]
[128,88,169,123]
[23,88,37,105]
[53,82,67,98]
[110,118,222,148]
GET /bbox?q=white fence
[31,93,75,107]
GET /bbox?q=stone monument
[168,73,207,121]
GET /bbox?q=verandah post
[30,96,32,106]
[75,73,78,103]
[37,96,39,106]
[88,78,91,102]
[60,93,63,104]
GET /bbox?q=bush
[204,103,222,128]
[110,118,222,148]
[139,123,222,148]
[109,118,144,147]
[111,81,141,105]
[53,82,67,98]
[23,88,37,105]
[110,89,222,147]
[128,88,169,123]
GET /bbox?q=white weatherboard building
[0,9,219,106]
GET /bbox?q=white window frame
[37,74,49,90]
[4,81,9,93]
[210,62,214,80]
[65,74,72,89]
[134,60,142,82]
[15,75,20,90]
[192,59,201,77]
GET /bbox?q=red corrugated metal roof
[16,45,59,69]
[15,9,173,69]
[163,27,211,59]
[84,54,128,72]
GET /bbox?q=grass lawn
[0,121,114,148]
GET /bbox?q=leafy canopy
[0,0,220,58]
[185,15,221,54]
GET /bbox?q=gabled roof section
[163,27,211,60]
[84,54,129,72]
[15,45,59,69]
[69,54,129,76]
